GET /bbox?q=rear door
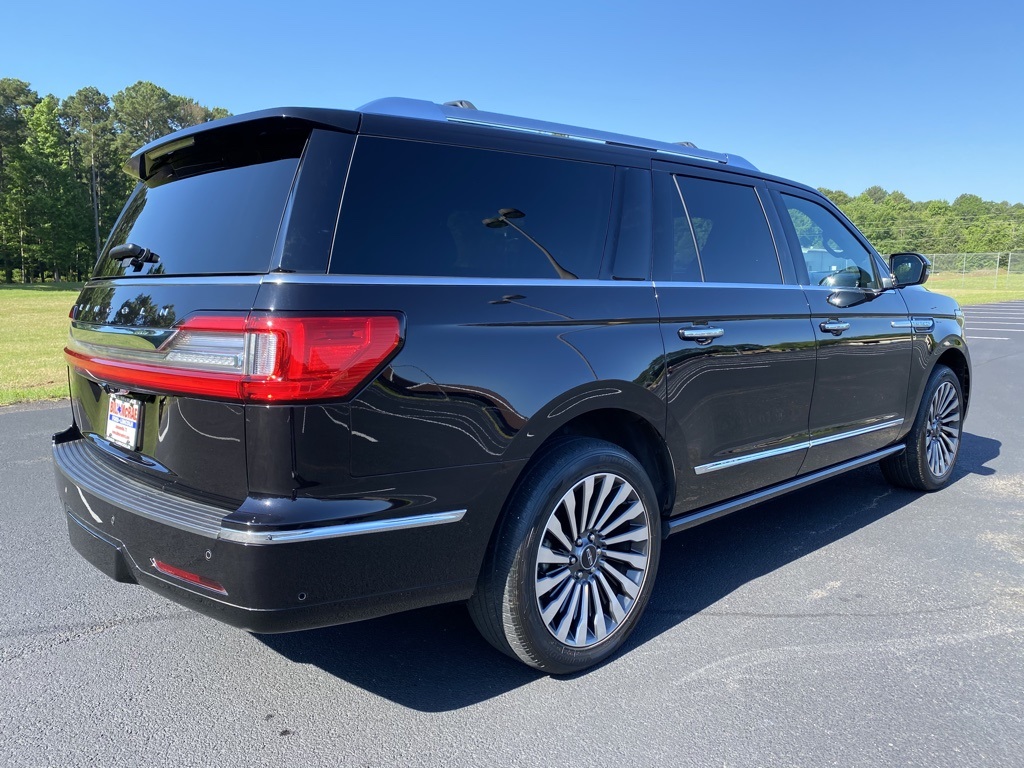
[654,166,816,513]
[769,187,913,472]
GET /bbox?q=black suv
[53,98,970,673]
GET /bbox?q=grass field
[927,270,1024,306]
[0,275,1021,406]
[0,283,80,406]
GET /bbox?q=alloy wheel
[924,380,961,478]
[534,472,652,648]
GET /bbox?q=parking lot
[1,302,1021,767]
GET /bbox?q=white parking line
[966,336,1010,340]
[966,327,1024,332]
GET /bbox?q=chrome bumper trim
[217,509,467,545]
[55,439,467,545]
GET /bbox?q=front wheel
[468,438,661,674]
[881,364,964,491]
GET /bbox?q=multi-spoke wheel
[923,380,960,478]
[881,364,964,491]
[535,473,652,649]
[469,438,661,674]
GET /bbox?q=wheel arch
[507,402,675,520]
[935,345,971,418]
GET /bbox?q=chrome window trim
[671,176,705,282]
[266,273,643,287]
[694,418,904,475]
[217,509,467,545]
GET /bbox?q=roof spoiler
[125,107,360,180]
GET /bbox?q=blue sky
[4,0,1021,203]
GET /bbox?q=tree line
[0,78,228,283]
[1,76,1022,284]
[819,186,1024,258]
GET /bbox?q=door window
[781,194,879,289]
[674,176,783,285]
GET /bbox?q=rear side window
[95,130,306,278]
[331,138,614,279]
[675,176,782,285]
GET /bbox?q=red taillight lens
[242,314,403,402]
[65,312,403,403]
[152,559,227,595]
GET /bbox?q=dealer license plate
[106,394,142,451]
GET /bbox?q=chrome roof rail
[357,97,757,171]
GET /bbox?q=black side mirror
[889,252,931,287]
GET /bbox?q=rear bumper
[54,431,519,633]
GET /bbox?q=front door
[771,189,913,472]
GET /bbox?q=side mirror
[889,252,931,287]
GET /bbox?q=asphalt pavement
[1,302,1021,767]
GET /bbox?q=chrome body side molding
[694,419,904,475]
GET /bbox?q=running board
[663,445,905,538]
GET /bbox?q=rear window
[94,133,304,277]
[330,138,613,279]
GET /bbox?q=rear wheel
[469,438,661,674]
[881,364,963,491]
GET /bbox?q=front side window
[331,138,613,279]
[781,194,879,290]
[674,176,783,285]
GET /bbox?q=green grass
[927,270,1024,306]
[0,272,1022,407]
[0,283,81,406]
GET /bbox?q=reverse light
[65,312,403,403]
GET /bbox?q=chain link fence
[926,252,1023,288]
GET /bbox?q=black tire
[881,364,963,491]
[468,437,661,674]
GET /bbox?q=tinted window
[96,155,301,278]
[331,138,613,279]
[781,194,879,289]
[610,167,653,280]
[676,176,782,285]
[654,172,701,282]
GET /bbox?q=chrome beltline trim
[217,509,467,545]
[694,418,905,475]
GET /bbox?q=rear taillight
[65,312,403,403]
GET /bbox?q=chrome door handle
[679,326,725,343]
[820,320,851,336]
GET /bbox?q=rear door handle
[819,320,851,336]
[679,326,725,343]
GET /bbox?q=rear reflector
[66,312,403,403]
[151,558,228,595]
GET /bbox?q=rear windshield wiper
[109,243,160,272]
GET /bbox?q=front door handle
[820,320,851,336]
[679,326,725,344]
